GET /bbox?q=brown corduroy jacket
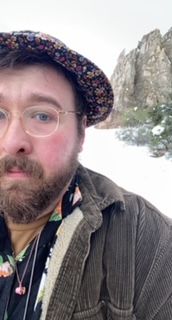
[41,164,172,320]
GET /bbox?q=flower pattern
[0,260,14,277]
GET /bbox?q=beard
[0,150,79,224]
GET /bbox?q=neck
[6,211,52,256]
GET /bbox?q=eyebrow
[0,93,63,110]
[25,93,63,110]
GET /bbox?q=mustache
[0,156,44,179]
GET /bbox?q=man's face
[0,65,85,223]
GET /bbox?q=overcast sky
[0,0,172,77]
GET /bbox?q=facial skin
[0,65,86,223]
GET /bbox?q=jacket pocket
[73,301,136,320]
[107,302,136,320]
[73,301,106,319]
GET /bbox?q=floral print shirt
[0,176,82,320]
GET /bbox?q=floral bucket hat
[0,31,114,126]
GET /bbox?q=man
[0,31,171,320]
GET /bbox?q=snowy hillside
[80,128,172,218]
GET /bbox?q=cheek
[34,133,78,174]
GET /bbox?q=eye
[24,107,58,126]
[34,112,51,122]
[30,111,57,123]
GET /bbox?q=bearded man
[0,31,171,320]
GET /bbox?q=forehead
[0,64,76,109]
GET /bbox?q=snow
[152,125,164,136]
[80,127,172,218]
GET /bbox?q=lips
[0,156,44,180]
[5,167,29,179]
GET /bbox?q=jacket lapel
[41,206,99,320]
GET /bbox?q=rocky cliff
[101,28,172,127]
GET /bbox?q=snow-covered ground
[80,127,172,218]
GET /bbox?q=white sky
[0,0,172,77]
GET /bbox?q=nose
[0,118,33,155]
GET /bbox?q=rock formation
[101,28,172,127]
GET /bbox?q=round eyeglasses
[0,106,82,138]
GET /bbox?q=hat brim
[0,31,114,126]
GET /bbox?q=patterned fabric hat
[0,31,114,126]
